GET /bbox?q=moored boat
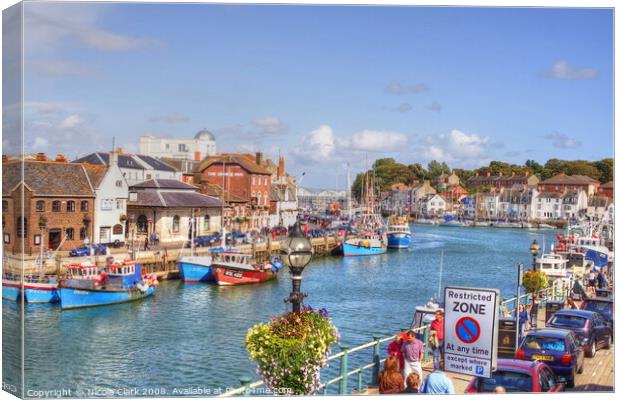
[211,253,282,286]
[59,260,158,310]
[178,255,214,283]
[2,272,21,302]
[386,215,412,249]
[23,275,60,303]
[343,232,388,256]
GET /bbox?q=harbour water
[2,225,559,395]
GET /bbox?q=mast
[221,159,227,248]
[346,162,351,219]
[190,208,195,256]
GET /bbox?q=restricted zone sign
[444,286,499,378]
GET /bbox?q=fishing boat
[536,254,570,282]
[438,215,465,227]
[59,260,158,310]
[386,215,412,249]
[2,272,21,302]
[23,275,60,303]
[342,169,387,256]
[211,252,283,286]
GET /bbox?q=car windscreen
[523,336,566,352]
[584,302,612,315]
[477,371,533,392]
[549,314,587,329]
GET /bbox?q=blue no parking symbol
[455,316,481,344]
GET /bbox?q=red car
[465,359,566,393]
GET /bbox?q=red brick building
[598,181,613,198]
[2,156,96,255]
[538,173,600,197]
[197,153,272,230]
[466,171,539,191]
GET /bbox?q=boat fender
[136,283,148,293]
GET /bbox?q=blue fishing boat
[342,234,388,256]
[2,273,20,302]
[59,260,158,310]
[23,275,60,303]
[386,215,412,249]
[178,256,214,282]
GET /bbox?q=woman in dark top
[379,355,405,394]
[402,372,421,393]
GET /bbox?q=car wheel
[567,375,575,388]
[586,340,596,358]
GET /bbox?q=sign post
[444,286,499,378]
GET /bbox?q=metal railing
[220,279,575,397]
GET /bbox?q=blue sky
[12,3,614,188]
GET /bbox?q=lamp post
[530,239,540,270]
[281,221,314,313]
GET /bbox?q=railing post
[423,326,431,363]
[339,345,350,395]
[239,376,252,396]
[371,335,381,386]
[357,371,363,393]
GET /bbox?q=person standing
[420,360,454,394]
[430,310,445,370]
[401,330,424,385]
[517,304,530,342]
[387,332,407,372]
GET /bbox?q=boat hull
[178,260,214,283]
[24,284,60,303]
[342,242,387,256]
[213,267,277,286]
[60,286,155,310]
[387,232,411,248]
[2,283,20,302]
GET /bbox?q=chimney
[109,151,119,167]
[2,155,8,163]
[55,154,68,162]
[116,147,123,155]
[194,151,201,161]
[278,156,285,177]
[255,151,263,166]
[36,153,47,161]
[486,171,491,177]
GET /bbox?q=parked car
[465,359,566,393]
[69,243,107,257]
[546,309,612,357]
[270,226,287,236]
[516,328,584,388]
[193,233,221,247]
[581,298,614,333]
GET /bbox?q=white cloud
[547,60,598,80]
[544,132,582,149]
[24,3,158,53]
[58,114,84,129]
[426,101,442,112]
[299,125,336,161]
[418,129,491,167]
[385,80,430,95]
[393,103,413,113]
[253,116,288,134]
[343,130,408,152]
[32,137,49,151]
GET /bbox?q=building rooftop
[194,129,216,141]
[3,160,94,197]
[131,179,198,190]
[74,152,177,172]
[197,154,271,175]
[541,173,599,185]
[129,191,221,208]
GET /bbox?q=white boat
[537,223,555,230]
[536,254,570,282]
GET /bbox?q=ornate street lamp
[530,239,540,270]
[281,221,314,313]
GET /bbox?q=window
[36,201,45,212]
[66,228,74,240]
[203,215,210,231]
[178,144,188,152]
[67,201,75,212]
[2,200,7,213]
[165,143,170,150]
[80,227,86,240]
[81,201,89,212]
[101,199,114,210]
[137,215,148,233]
[52,201,61,212]
[16,217,27,238]
[146,174,152,180]
[172,215,180,233]
[4,234,10,244]
[116,180,123,187]
[34,234,41,245]
[116,199,124,209]
[113,224,123,235]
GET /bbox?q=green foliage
[522,270,549,294]
[246,307,339,395]
[427,160,450,178]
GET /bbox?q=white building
[297,188,347,211]
[269,184,298,228]
[421,194,447,216]
[409,180,436,215]
[139,129,217,161]
[74,151,181,186]
[561,190,588,219]
[476,192,500,220]
[535,192,563,220]
[497,187,539,221]
[83,153,129,245]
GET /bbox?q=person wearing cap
[387,332,407,371]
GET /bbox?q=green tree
[408,163,429,181]
[594,158,614,183]
[427,160,450,178]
